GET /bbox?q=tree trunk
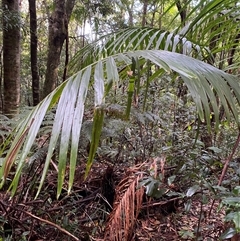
[29,0,40,106]
[0,47,3,113]
[2,0,21,117]
[227,31,240,73]
[141,0,148,27]
[43,0,75,98]
[176,0,187,26]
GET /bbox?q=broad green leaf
[184,199,192,212]
[229,212,240,231]
[207,146,222,153]
[220,228,236,239]
[168,175,176,186]
[222,197,240,206]
[186,185,200,197]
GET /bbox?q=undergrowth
[1,79,240,240]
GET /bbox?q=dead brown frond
[104,169,144,241]
[2,119,34,182]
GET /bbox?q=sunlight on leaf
[220,227,236,240]
[186,185,200,197]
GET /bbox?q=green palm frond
[1,49,240,198]
[177,0,240,70]
[69,27,209,73]
[178,0,239,36]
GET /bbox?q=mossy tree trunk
[2,0,21,117]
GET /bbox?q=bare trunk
[2,0,21,117]
[0,47,3,113]
[62,31,69,83]
[43,0,75,98]
[126,4,133,27]
[227,32,240,73]
[176,0,187,26]
[29,0,40,105]
[142,0,148,27]
[128,9,133,27]
[159,2,164,29]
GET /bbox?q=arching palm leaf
[69,27,210,74]
[1,50,240,198]
[176,0,240,71]
[69,0,240,74]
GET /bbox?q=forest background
[1,0,240,240]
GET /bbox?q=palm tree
[1,0,240,199]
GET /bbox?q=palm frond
[177,0,240,71]
[69,27,209,73]
[1,49,240,197]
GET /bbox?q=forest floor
[0,158,234,241]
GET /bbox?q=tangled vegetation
[1,69,240,240]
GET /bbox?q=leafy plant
[1,44,240,199]
[220,186,240,239]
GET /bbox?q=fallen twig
[209,131,240,217]
[141,196,182,209]
[22,209,80,241]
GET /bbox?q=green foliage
[85,106,105,179]
[219,186,240,239]
[1,47,240,198]
[2,0,240,239]
[2,1,240,220]
[69,27,209,73]
[1,7,22,30]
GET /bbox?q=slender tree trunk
[176,0,187,26]
[227,32,240,73]
[0,47,3,113]
[159,1,164,29]
[126,1,134,27]
[116,0,134,27]
[62,31,69,83]
[142,0,148,27]
[2,0,21,117]
[29,0,40,105]
[43,0,75,98]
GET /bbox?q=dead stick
[1,201,79,240]
[141,197,181,209]
[209,131,240,217]
[218,131,240,185]
[22,209,80,241]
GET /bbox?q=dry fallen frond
[104,169,144,241]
